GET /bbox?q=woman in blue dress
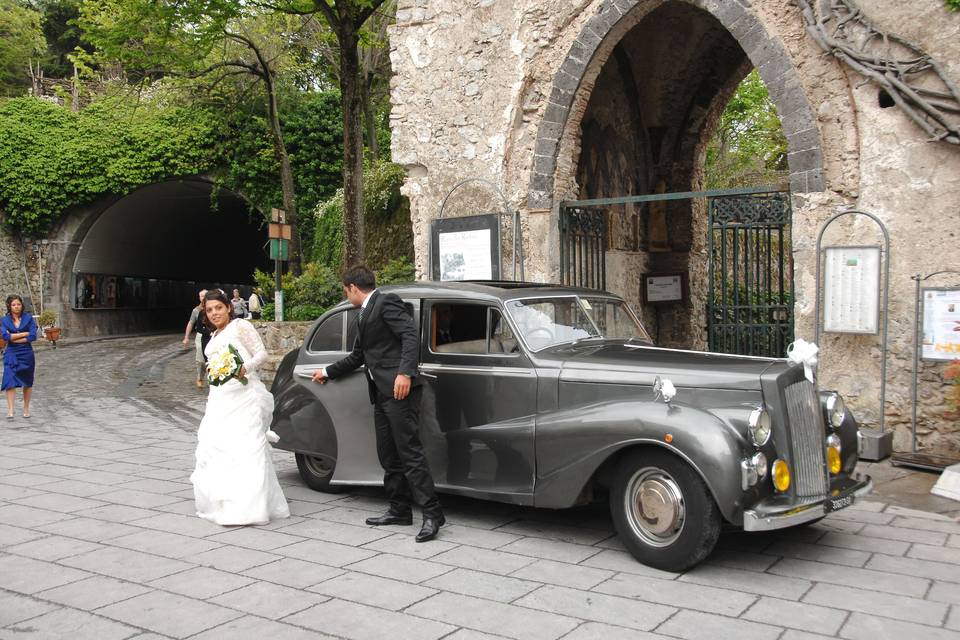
[2,295,37,418]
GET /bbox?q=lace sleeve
[236,319,268,374]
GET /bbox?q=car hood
[546,341,784,391]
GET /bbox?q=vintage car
[270,281,872,571]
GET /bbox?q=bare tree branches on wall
[798,0,960,144]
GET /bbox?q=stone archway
[48,178,270,336]
[527,0,824,211]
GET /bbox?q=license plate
[824,494,854,514]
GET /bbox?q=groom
[312,266,444,542]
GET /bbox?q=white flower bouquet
[207,344,248,386]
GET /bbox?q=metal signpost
[813,208,891,461]
[269,208,290,321]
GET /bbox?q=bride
[190,288,289,526]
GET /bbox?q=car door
[289,305,382,485]
[418,300,537,503]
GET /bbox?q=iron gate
[559,207,607,290]
[707,191,793,357]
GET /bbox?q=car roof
[378,280,622,303]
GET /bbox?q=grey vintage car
[270,281,872,571]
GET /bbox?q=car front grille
[783,378,829,499]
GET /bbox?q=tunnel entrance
[64,179,270,336]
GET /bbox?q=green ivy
[946,0,960,11]
[0,96,221,234]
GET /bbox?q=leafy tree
[33,0,87,78]
[0,0,45,96]
[705,70,788,189]
[79,0,311,272]
[267,0,389,268]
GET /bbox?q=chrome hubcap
[624,467,685,547]
[304,455,334,478]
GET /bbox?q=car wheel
[295,453,343,493]
[610,449,721,572]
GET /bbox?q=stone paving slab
[1,336,960,639]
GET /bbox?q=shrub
[378,256,416,285]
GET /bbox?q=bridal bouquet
[207,344,248,386]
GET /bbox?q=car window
[507,298,599,351]
[344,307,360,348]
[309,311,345,352]
[581,297,652,342]
[430,303,510,355]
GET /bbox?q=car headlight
[826,393,845,429]
[826,434,842,474]
[752,452,768,479]
[772,459,791,492]
[748,407,772,447]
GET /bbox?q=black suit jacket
[325,290,421,403]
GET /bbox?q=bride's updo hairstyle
[202,288,235,324]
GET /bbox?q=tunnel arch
[52,178,271,336]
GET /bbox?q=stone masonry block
[806,168,825,192]
[554,70,580,94]
[567,40,590,65]
[559,57,586,84]
[530,173,553,194]
[528,190,551,209]
[713,1,749,36]
[576,25,603,52]
[533,154,557,176]
[587,9,615,36]
[535,136,559,158]
[610,0,640,16]
[787,127,821,153]
[790,171,808,193]
[788,146,822,173]
[548,86,575,111]
[538,120,563,143]
[600,0,626,20]
[738,24,770,62]
[542,101,568,126]
[757,53,791,88]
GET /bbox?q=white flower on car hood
[653,376,677,403]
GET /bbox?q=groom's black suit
[325,290,441,519]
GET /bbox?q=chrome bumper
[742,475,873,532]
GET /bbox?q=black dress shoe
[365,511,413,526]
[415,514,445,543]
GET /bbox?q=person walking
[182,289,211,388]
[312,266,444,542]
[1,295,37,419]
[248,287,265,320]
[190,289,289,525]
[231,289,248,319]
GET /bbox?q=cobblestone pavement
[1,336,959,639]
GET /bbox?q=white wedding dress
[191,318,290,525]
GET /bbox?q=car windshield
[505,296,651,351]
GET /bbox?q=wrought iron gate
[707,191,793,357]
[559,207,607,290]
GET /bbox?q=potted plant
[37,310,60,346]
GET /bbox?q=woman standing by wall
[1,295,37,418]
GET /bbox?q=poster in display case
[822,246,881,334]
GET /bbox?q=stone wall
[390,0,960,455]
[253,320,312,386]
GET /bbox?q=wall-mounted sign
[822,245,881,334]
[430,214,500,281]
[921,287,960,361]
[642,272,687,304]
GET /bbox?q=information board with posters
[921,287,960,361]
[822,246,881,334]
[430,214,501,281]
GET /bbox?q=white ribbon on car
[653,376,677,403]
[786,338,819,383]
[266,430,280,444]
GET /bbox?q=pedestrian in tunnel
[182,289,211,388]
[1,295,37,419]
[248,287,265,320]
[231,289,248,319]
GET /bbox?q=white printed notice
[921,288,960,361]
[438,229,492,281]
[823,246,881,334]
